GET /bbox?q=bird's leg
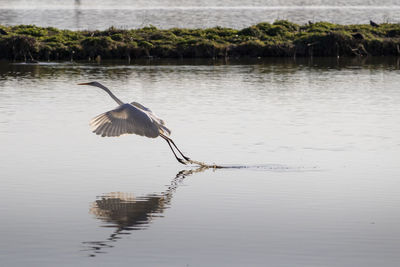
[160,133,190,161]
[161,135,221,168]
[162,137,187,165]
[169,138,191,161]
[160,134,190,161]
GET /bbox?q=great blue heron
[78,81,191,164]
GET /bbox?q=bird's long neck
[97,83,124,105]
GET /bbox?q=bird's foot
[177,158,187,165]
[183,156,191,161]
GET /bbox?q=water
[0,57,400,266]
[1,0,400,29]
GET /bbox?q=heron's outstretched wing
[90,103,160,138]
[131,101,171,136]
[130,101,153,113]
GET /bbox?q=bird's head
[78,81,102,88]
[78,81,111,92]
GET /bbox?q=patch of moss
[238,26,262,38]
[13,25,48,37]
[307,22,338,33]
[273,20,300,32]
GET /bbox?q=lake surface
[0,57,400,266]
[1,0,400,29]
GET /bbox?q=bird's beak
[78,82,90,85]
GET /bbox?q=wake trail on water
[187,159,319,172]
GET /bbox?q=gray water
[0,57,400,266]
[1,0,400,29]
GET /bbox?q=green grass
[1,21,400,60]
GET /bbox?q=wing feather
[101,124,110,137]
[96,122,107,135]
[92,115,105,125]
[115,120,122,136]
[114,120,120,136]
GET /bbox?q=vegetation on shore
[1,21,400,61]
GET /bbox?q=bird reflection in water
[82,166,208,257]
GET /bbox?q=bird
[78,81,191,165]
[370,20,379,27]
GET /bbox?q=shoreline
[1,21,400,61]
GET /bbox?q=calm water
[1,0,400,29]
[0,57,400,266]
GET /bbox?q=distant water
[1,0,400,29]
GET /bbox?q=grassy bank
[1,21,400,61]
